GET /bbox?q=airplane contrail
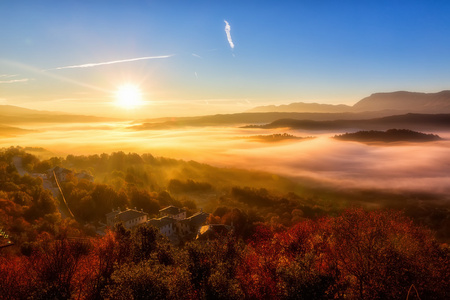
[224,20,235,49]
[45,55,174,71]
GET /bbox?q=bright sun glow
[115,84,144,109]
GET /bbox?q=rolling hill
[248,102,352,113]
[243,113,450,131]
[0,105,122,124]
[334,129,442,143]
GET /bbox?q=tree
[131,223,160,262]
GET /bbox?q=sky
[1,0,450,118]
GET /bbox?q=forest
[0,146,449,299]
[334,129,442,143]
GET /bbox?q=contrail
[224,20,235,49]
[45,55,174,71]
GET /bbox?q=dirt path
[12,156,26,176]
[13,156,68,219]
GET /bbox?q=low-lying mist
[2,122,450,196]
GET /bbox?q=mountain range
[243,113,450,131]
[0,105,121,124]
[249,90,450,114]
[2,91,450,131]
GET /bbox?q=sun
[115,84,144,109]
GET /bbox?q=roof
[159,205,186,215]
[115,209,148,222]
[182,211,209,226]
[51,166,72,174]
[148,216,177,228]
[106,210,120,219]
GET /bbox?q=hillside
[248,102,352,113]
[334,129,442,143]
[131,111,395,130]
[0,105,122,124]
[353,90,450,113]
[244,113,450,131]
[0,124,36,137]
[244,133,313,143]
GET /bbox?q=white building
[149,206,209,238]
[159,205,186,220]
[49,166,73,182]
[106,208,148,230]
[148,216,177,237]
[178,211,209,236]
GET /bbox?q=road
[13,156,68,220]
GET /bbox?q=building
[178,211,210,236]
[148,206,209,239]
[47,166,94,183]
[159,205,187,220]
[104,205,210,241]
[49,166,73,182]
[148,216,177,237]
[106,208,148,230]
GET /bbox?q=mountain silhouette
[248,102,352,113]
[244,113,450,131]
[352,90,450,113]
[0,105,121,124]
[248,91,450,114]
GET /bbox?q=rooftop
[51,166,72,174]
[106,210,120,218]
[148,216,177,228]
[114,209,148,222]
[181,211,209,226]
[159,205,186,215]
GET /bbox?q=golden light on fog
[115,84,144,109]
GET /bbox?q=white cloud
[0,78,30,84]
[224,20,235,49]
[192,53,202,59]
[0,74,18,78]
[46,55,174,71]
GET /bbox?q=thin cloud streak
[45,55,174,71]
[0,74,18,78]
[0,78,30,84]
[1,59,109,93]
[224,20,235,49]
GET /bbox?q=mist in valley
[3,122,450,198]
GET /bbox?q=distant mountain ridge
[248,102,352,113]
[248,91,450,114]
[352,90,450,112]
[243,113,450,131]
[0,105,122,124]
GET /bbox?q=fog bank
[2,123,450,195]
